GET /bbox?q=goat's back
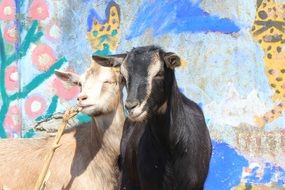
[0,122,120,190]
[0,137,50,189]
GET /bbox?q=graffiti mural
[0,1,67,138]
[0,0,285,189]
[87,1,120,55]
[126,0,240,39]
[252,0,285,128]
[0,0,121,138]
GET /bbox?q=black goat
[93,46,212,190]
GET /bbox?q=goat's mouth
[78,104,93,110]
[78,104,97,115]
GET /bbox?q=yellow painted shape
[180,59,188,69]
[251,0,285,102]
[232,183,274,190]
[251,0,285,126]
[87,4,120,51]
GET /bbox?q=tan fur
[0,63,125,190]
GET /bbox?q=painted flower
[28,0,49,20]
[25,95,47,119]
[53,77,80,101]
[31,44,56,71]
[4,105,21,138]
[45,21,61,42]
[5,65,19,91]
[3,25,17,44]
[0,0,16,21]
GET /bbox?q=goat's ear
[92,54,126,67]
[164,52,181,69]
[54,70,81,86]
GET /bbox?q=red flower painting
[25,95,47,119]
[5,65,19,91]
[28,0,49,21]
[31,44,56,71]
[53,77,80,101]
[0,0,16,21]
[4,105,21,137]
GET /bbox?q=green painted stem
[6,21,43,67]
[0,28,6,65]
[0,27,8,138]
[0,28,7,98]
[0,20,44,138]
[36,95,58,121]
[0,102,8,138]
[10,57,67,100]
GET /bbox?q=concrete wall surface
[0,0,285,189]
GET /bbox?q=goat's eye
[103,80,115,84]
[120,76,126,84]
[76,81,82,87]
[120,74,127,83]
[154,71,164,79]
[121,73,127,80]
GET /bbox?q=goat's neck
[168,79,183,118]
[90,102,124,147]
[152,77,184,146]
[94,102,124,127]
[155,73,183,119]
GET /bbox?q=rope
[34,107,81,190]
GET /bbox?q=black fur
[119,46,212,190]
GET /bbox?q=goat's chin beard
[128,110,148,122]
[80,106,106,117]
[128,102,166,122]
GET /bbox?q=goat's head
[94,46,181,122]
[55,56,123,116]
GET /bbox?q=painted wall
[0,0,285,189]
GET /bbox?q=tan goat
[0,57,125,190]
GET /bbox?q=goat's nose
[125,100,139,111]
[77,94,88,102]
